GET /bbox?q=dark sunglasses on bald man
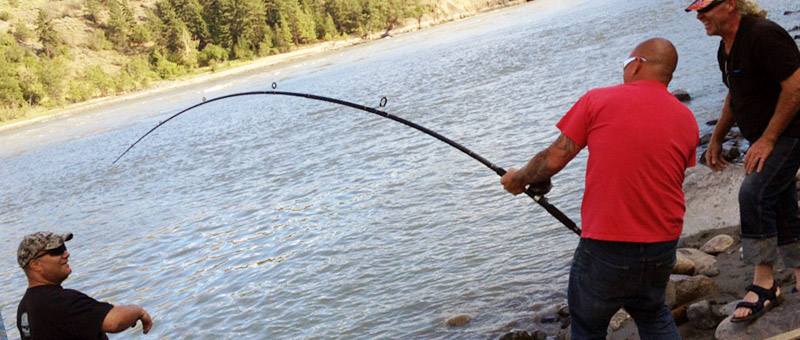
[31,244,67,261]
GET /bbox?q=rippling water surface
[2,0,798,338]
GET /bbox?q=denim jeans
[739,136,800,269]
[569,238,680,340]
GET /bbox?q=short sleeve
[60,289,113,339]
[556,92,593,148]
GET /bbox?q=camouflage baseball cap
[17,231,73,268]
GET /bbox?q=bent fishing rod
[112,83,581,236]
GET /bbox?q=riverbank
[0,0,526,133]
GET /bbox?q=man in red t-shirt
[501,38,698,339]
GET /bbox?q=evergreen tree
[294,2,317,44]
[275,12,294,51]
[171,0,211,48]
[35,9,61,57]
[322,13,338,40]
[107,0,136,50]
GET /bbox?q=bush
[85,65,113,96]
[88,29,113,51]
[150,51,184,79]
[198,44,228,67]
[67,78,95,103]
[124,56,157,88]
[0,12,12,21]
[13,24,30,43]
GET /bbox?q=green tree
[321,13,338,40]
[294,2,317,44]
[107,0,136,50]
[35,9,61,57]
[171,0,210,48]
[275,12,294,51]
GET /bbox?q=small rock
[673,252,696,275]
[677,248,717,274]
[699,132,712,146]
[700,234,735,255]
[785,10,798,15]
[706,119,719,125]
[498,330,533,340]
[723,147,741,162]
[672,89,691,102]
[608,309,631,331]
[445,314,471,327]
[557,306,569,318]
[668,274,716,307]
[531,330,547,340]
[672,305,688,325]
[687,300,724,329]
[790,24,800,32]
[698,266,720,277]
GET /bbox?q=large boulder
[715,292,800,339]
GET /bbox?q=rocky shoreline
[444,163,800,339]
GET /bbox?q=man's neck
[27,277,62,288]
[721,13,743,51]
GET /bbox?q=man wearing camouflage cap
[16,231,153,340]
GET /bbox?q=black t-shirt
[717,15,800,142]
[17,285,113,340]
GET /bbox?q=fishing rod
[113,83,581,236]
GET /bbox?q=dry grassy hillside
[0,0,512,74]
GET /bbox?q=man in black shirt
[687,0,800,323]
[17,231,153,339]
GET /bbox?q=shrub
[67,78,95,103]
[13,24,30,43]
[85,65,113,96]
[198,44,228,67]
[88,29,113,51]
[0,12,12,21]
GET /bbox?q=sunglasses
[697,0,725,13]
[31,244,67,261]
[623,56,647,70]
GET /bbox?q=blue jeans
[569,238,680,340]
[740,136,800,268]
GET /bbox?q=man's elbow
[102,306,136,333]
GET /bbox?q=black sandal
[731,280,782,323]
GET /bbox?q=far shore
[0,0,525,134]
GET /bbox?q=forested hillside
[0,0,510,123]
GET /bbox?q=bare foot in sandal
[731,280,781,323]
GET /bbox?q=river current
[1,0,798,338]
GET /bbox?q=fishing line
[113,83,581,235]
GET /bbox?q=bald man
[501,38,699,339]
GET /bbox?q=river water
[1,0,798,338]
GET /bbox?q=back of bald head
[632,38,678,85]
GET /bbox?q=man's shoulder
[742,15,790,37]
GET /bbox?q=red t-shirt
[557,80,699,242]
